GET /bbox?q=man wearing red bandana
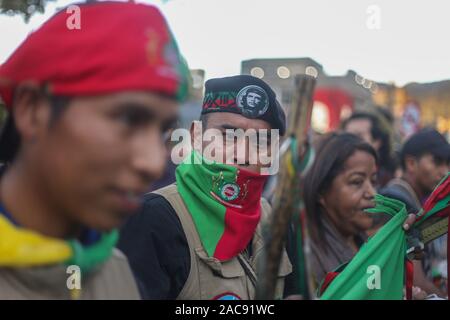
[119,75,297,300]
[0,1,189,299]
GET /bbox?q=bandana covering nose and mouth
[176,150,268,261]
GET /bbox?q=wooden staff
[256,74,316,300]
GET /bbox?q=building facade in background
[241,57,450,138]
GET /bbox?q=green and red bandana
[176,151,268,261]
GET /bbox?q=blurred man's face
[409,153,449,194]
[28,91,177,231]
[344,118,381,152]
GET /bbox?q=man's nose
[234,136,249,164]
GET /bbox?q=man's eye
[162,130,171,143]
[161,121,177,134]
[117,111,147,127]
[161,121,178,143]
[223,132,236,141]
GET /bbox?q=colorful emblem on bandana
[220,183,240,201]
[236,85,269,118]
[211,171,249,208]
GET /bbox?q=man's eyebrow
[219,124,240,131]
[218,124,272,138]
[257,130,272,138]
[113,102,156,118]
[111,103,180,131]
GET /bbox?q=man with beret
[381,128,450,297]
[119,75,296,300]
[0,1,189,299]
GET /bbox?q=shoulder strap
[152,184,204,249]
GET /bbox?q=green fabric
[319,173,450,300]
[320,194,407,300]
[66,229,118,274]
[176,150,234,257]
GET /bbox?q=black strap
[237,254,258,288]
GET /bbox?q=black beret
[201,75,286,135]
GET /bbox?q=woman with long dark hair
[303,133,378,285]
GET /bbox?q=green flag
[319,195,407,300]
[319,173,450,300]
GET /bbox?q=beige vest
[154,184,292,300]
[0,249,140,299]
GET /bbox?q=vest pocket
[195,248,245,278]
[194,247,249,299]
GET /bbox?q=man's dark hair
[303,132,378,250]
[246,88,261,96]
[400,127,450,170]
[401,153,448,171]
[400,149,421,171]
[0,92,71,163]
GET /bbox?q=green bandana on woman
[176,150,268,261]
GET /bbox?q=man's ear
[404,155,418,174]
[13,84,51,144]
[189,121,195,145]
